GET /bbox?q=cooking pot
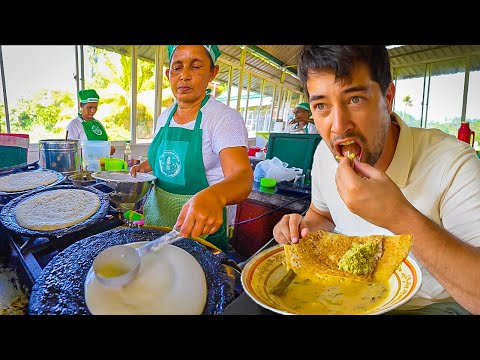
[38,139,80,176]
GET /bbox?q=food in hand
[283,230,413,282]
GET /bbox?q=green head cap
[297,102,311,116]
[167,45,222,65]
[79,89,100,104]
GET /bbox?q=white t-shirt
[285,122,319,135]
[154,96,249,186]
[311,113,480,309]
[66,116,88,141]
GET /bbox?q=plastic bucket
[38,139,80,175]
[247,146,262,156]
[80,140,110,172]
[104,158,128,171]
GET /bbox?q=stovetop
[0,174,126,287]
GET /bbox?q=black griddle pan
[28,227,235,315]
[0,184,109,238]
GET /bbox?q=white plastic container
[80,140,110,172]
[273,122,284,133]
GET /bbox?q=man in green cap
[130,45,253,253]
[66,89,115,155]
[287,102,319,134]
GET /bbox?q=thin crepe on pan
[283,230,413,283]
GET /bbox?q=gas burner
[6,212,125,285]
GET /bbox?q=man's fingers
[275,232,290,245]
[351,158,380,179]
[300,226,309,238]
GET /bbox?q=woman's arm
[175,146,253,238]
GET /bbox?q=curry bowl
[241,244,422,315]
[68,171,96,187]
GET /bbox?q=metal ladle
[93,228,183,288]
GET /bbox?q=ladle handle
[136,229,182,257]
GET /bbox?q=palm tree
[86,47,164,140]
[402,95,413,119]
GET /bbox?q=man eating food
[272,45,480,315]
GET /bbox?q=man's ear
[210,65,219,81]
[385,82,396,114]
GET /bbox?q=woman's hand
[174,188,226,238]
[129,160,152,177]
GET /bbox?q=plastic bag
[253,157,302,182]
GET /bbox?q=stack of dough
[14,189,101,231]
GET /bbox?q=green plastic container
[0,145,27,169]
[260,177,277,188]
[265,133,322,175]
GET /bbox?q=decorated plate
[241,244,422,315]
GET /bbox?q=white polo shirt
[311,113,480,309]
[66,116,88,141]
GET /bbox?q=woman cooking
[130,45,253,252]
[66,89,116,155]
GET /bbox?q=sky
[2,45,77,105]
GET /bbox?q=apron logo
[159,150,181,178]
[91,124,103,136]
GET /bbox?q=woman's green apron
[81,116,109,140]
[294,123,308,134]
[143,95,228,252]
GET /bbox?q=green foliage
[85,47,156,139]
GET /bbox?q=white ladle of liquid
[93,229,183,288]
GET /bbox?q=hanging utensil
[92,228,183,288]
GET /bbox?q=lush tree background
[4,46,169,143]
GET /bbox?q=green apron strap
[144,94,229,252]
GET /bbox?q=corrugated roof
[93,45,480,87]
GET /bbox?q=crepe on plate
[283,230,413,283]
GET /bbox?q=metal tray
[0,184,110,238]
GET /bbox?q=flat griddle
[0,184,110,238]
[0,168,66,198]
[28,227,235,315]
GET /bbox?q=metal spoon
[93,228,183,288]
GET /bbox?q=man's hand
[335,157,415,230]
[273,213,310,244]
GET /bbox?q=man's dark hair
[297,45,392,96]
